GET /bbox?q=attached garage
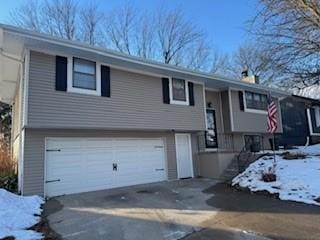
[45,138,167,197]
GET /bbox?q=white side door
[175,134,194,178]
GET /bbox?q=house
[278,95,320,146]
[0,24,288,197]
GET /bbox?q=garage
[45,138,167,197]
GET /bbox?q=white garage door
[45,138,166,197]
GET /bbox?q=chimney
[242,73,260,84]
[241,70,248,78]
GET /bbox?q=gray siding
[23,129,184,196]
[231,90,283,133]
[27,51,206,131]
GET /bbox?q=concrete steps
[221,152,264,183]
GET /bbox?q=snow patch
[0,189,44,240]
[294,85,320,100]
[232,145,320,206]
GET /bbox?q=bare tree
[10,1,221,72]
[10,0,43,32]
[102,3,136,55]
[79,2,103,45]
[156,8,205,64]
[185,40,211,71]
[11,0,78,40]
[230,42,280,85]
[210,50,232,76]
[43,0,78,40]
[135,13,155,59]
[250,0,320,88]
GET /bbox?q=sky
[0,0,257,55]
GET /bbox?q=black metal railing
[197,132,235,152]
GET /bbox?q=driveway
[44,179,269,240]
[184,183,320,240]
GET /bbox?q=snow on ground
[233,144,320,206]
[0,189,44,240]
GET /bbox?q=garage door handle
[155,168,164,171]
[46,179,61,183]
[46,149,61,152]
[154,146,163,149]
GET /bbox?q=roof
[0,23,289,103]
[292,95,320,104]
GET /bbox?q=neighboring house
[0,24,287,197]
[278,95,320,146]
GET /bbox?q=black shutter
[162,78,170,104]
[101,65,110,97]
[188,82,195,106]
[55,56,67,91]
[239,91,244,111]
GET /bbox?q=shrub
[0,174,18,193]
[262,173,277,182]
[281,152,307,160]
[0,139,17,192]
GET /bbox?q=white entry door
[175,134,193,178]
[45,138,166,197]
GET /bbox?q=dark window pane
[73,72,96,90]
[206,111,215,130]
[245,91,267,110]
[73,58,96,90]
[74,58,95,74]
[172,78,186,101]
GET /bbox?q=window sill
[170,100,189,105]
[244,108,268,114]
[67,87,100,96]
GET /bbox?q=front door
[206,109,218,148]
[175,134,193,179]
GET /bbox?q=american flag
[267,94,278,133]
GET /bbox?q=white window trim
[169,77,189,105]
[67,56,101,96]
[307,108,320,136]
[242,90,268,114]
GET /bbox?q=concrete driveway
[184,183,320,240]
[44,179,269,240]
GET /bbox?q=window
[245,91,268,111]
[314,106,320,128]
[73,58,96,90]
[205,109,218,148]
[170,78,188,104]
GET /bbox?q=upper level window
[245,91,267,111]
[73,58,96,90]
[170,78,188,105]
[67,57,101,96]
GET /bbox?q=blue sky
[0,0,257,55]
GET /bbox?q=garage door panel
[46,138,167,197]
[47,139,82,150]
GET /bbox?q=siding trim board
[22,49,30,127]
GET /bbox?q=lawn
[232,144,320,206]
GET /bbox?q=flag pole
[272,132,276,172]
